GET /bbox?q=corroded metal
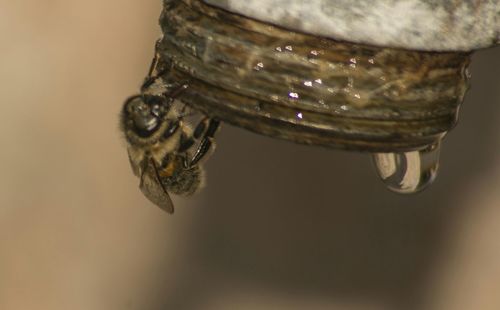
[157,0,471,152]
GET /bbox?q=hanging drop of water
[371,143,441,194]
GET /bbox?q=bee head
[122,95,170,139]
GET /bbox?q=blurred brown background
[0,1,499,310]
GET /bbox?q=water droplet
[464,67,472,79]
[371,143,440,194]
[253,62,264,71]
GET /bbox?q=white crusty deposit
[204,0,500,51]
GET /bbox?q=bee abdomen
[163,166,204,196]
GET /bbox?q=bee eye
[133,113,158,133]
[151,104,162,117]
[125,97,160,137]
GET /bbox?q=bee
[120,49,220,213]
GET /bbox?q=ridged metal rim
[157,0,471,152]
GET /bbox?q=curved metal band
[157,0,471,152]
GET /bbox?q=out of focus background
[0,1,499,310]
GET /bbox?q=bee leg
[178,116,210,155]
[179,133,195,154]
[166,83,189,100]
[189,119,220,166]
[141,40,164,92]
[146,40,162,78]
[178,118,219,166]
[141,39,187,95]
[181,154,191,169]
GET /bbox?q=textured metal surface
[157,0,471,152]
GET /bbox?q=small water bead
[349,57,357,68]
[253,62,264,71]
[371,142,441,194]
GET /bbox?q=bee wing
[127,151,140,177]
[139,159,175,214]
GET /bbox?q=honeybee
[120,49,220,213]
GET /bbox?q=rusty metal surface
[158,0,471,152]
